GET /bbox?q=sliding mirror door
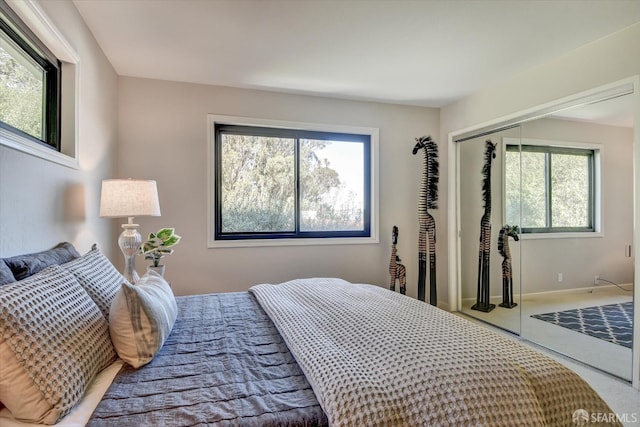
[458,126,522,335]
[519,94,634,381]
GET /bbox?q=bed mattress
[87,291,327,426]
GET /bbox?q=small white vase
[147,265,166,276]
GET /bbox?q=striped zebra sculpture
[498,224,519,308]
[411,136,439,306]
[389,226,407,295]
[472,140,497,313]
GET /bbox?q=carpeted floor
[464,316,640,427]
[531,302,633,349]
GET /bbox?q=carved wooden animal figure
[412,136,439,306]
[498,224,519,308]
[472,140,497,313]
[389,226,407,295]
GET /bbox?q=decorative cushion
[109,270,177,368]
[0,260,15,286]
[3,242,80,281]
[0,265,116,424]
[62,244,128,321]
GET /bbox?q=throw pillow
[0,265,116,424]
[109,270,177,368]
[4,242,80,281]
[0,260,15,286]
[62,244,128,321]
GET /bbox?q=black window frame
[0,0,60,151]
[214,124,372,241]
[507,144,596,233]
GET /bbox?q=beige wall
[117,77,441,298]
[0,1,118,259]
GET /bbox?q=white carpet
[461,285,633,380]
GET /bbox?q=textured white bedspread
[250,278,618,427]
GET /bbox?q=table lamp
[99,179,161,283]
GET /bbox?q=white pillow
[0,265,116,424]
[109,270,177,368]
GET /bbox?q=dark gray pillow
[4,242,81,281]
[0,259,16,286]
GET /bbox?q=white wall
[117,77,441,298]
[0,1,118,259]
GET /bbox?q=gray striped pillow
[109,270,177,368]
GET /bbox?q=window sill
[0,127,78,169]
[519,231,603,240]
[208,235,379,248]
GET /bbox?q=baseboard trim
[437,301,451,312]
[461,283,634,305]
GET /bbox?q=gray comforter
[87,292,327,426]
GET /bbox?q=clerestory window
[0,0,60,150]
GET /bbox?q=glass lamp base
[119,223,141,284]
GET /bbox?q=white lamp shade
[99,179,161,218]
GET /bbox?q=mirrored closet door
[458,126,522,335]
[519,94,634,381]
[456,90,634,381]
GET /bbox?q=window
[212,121,375,243]
[505,144,596,233]
[0,0,60,150]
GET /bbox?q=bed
[0,243,620,426]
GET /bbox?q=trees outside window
[505,144,595,233]
[0,2,60,150]
[215,124,370,240]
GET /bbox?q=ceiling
[549,94,634,128]
[73,0,640,110]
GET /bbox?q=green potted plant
[140,227,181,276]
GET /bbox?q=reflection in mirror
[519,94,634,381]
[458,126,522,335]
[456,92,634,381]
